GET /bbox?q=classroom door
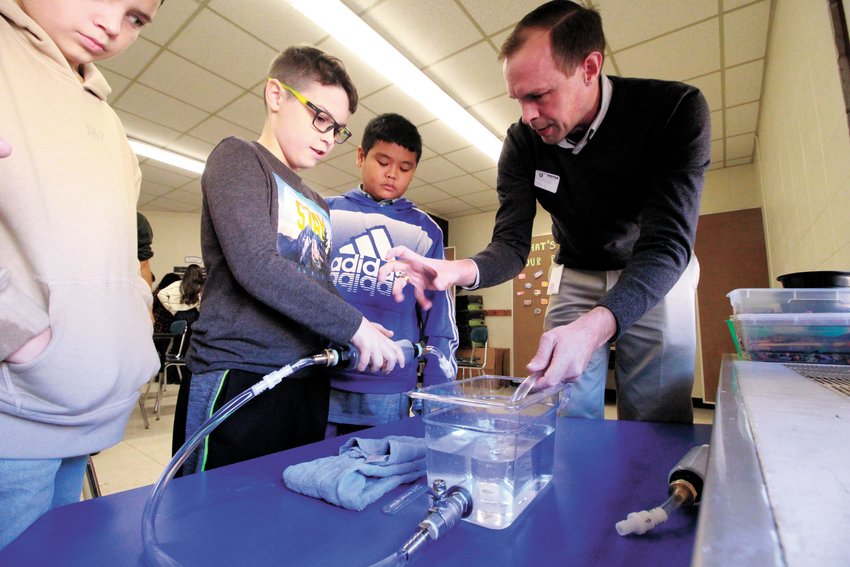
[694,208,769,402]
[512,234,558,376]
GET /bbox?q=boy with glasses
[0,0,164,548]
[181,46,405,475]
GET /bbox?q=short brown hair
[268,45,358,114]
[499,0,605,74]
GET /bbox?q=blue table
[1,417,710,566]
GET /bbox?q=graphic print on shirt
[275,174,331,282]
[330,225,395,297]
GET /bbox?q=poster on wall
[511,234,558,376]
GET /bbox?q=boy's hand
[0,137,11,158]
[350,318,405,373]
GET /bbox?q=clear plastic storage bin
[409,376,569,530]
[727,288,850,315]
[730,313,850,364]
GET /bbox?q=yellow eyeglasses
[268,78,352,144]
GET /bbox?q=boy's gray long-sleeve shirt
[187,137,363,375]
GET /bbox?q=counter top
[695,357,850,566]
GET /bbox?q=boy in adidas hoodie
[326,114,458,436]
[0,0,163,549]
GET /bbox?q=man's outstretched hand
[378,246,478,310]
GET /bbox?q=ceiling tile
[217,93,266,132]
[361,85,436,125]
[459,0,545,35]
[101,69,131,101]
[425,42,504,107]
[726,133,756,159]
[725,101,760,137]
[725,60,764,106]
[343,106,379,146]
[726,156,753,166]
[162,188,203,206]
[444,146,498,175]
[139,180,174,199]
[415,156,466,183]
[362,0,482,67]
[187,116,259,146]
[116,110,182,147]
[140,163,197,186]
[710,140,725,166]
[724,1,771,67]
[405,185,452,204]
[324,151,362,179]
[418,120,471,155]
[317,37,393,98]
[595,0,717,52]
[167,136,215,162]
[115,83,209,132]
[300,164,359,188]
[710,110,724,141]
[425,197,477,216]
[460,189,501,208]
[469,95,519,138]
[99,37,161,77]
[168,10,277,89]
[686,71,722,111]
[144,196,200,213]
[612,19,720,82]
[473,167,498,187]
[434,174,491,196]
[209,0,326,50]
[139,51,244,112]
[142,0,200,46]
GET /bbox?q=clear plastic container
[727,288,850,315]
[730,313,850,364]
[409,376,568,529]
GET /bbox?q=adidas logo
[330,226,396,297]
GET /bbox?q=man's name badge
[534,170,559,193]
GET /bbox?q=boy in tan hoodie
[0,0,163,549]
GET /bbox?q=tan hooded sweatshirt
[0,0,160,458]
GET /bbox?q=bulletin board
[512,234,558,376]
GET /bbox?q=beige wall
[756,0,850,280]
[138,210,202,285]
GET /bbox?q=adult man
[380,0,710,423]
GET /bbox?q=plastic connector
[615,507,669,536]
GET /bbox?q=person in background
[0,0,163,549]
[325,114,458,437]
[137,212,155,289]
[157,263,204,329]
[181,46,405,475]
[151,272,181,334]
[379,0,710,424]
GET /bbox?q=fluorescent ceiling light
[285,0,503,162]
[128,138,206,174]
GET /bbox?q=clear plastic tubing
[141,356,316,566]
[142,341,425,566]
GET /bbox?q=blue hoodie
[327,188,457,393]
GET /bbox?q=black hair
[499,0,605,74]
[361,113,422,163]
[268,45,358,114]
[179,264,205,306]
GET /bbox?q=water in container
[409,376,568,530]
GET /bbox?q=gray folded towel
[282,435,426,511]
